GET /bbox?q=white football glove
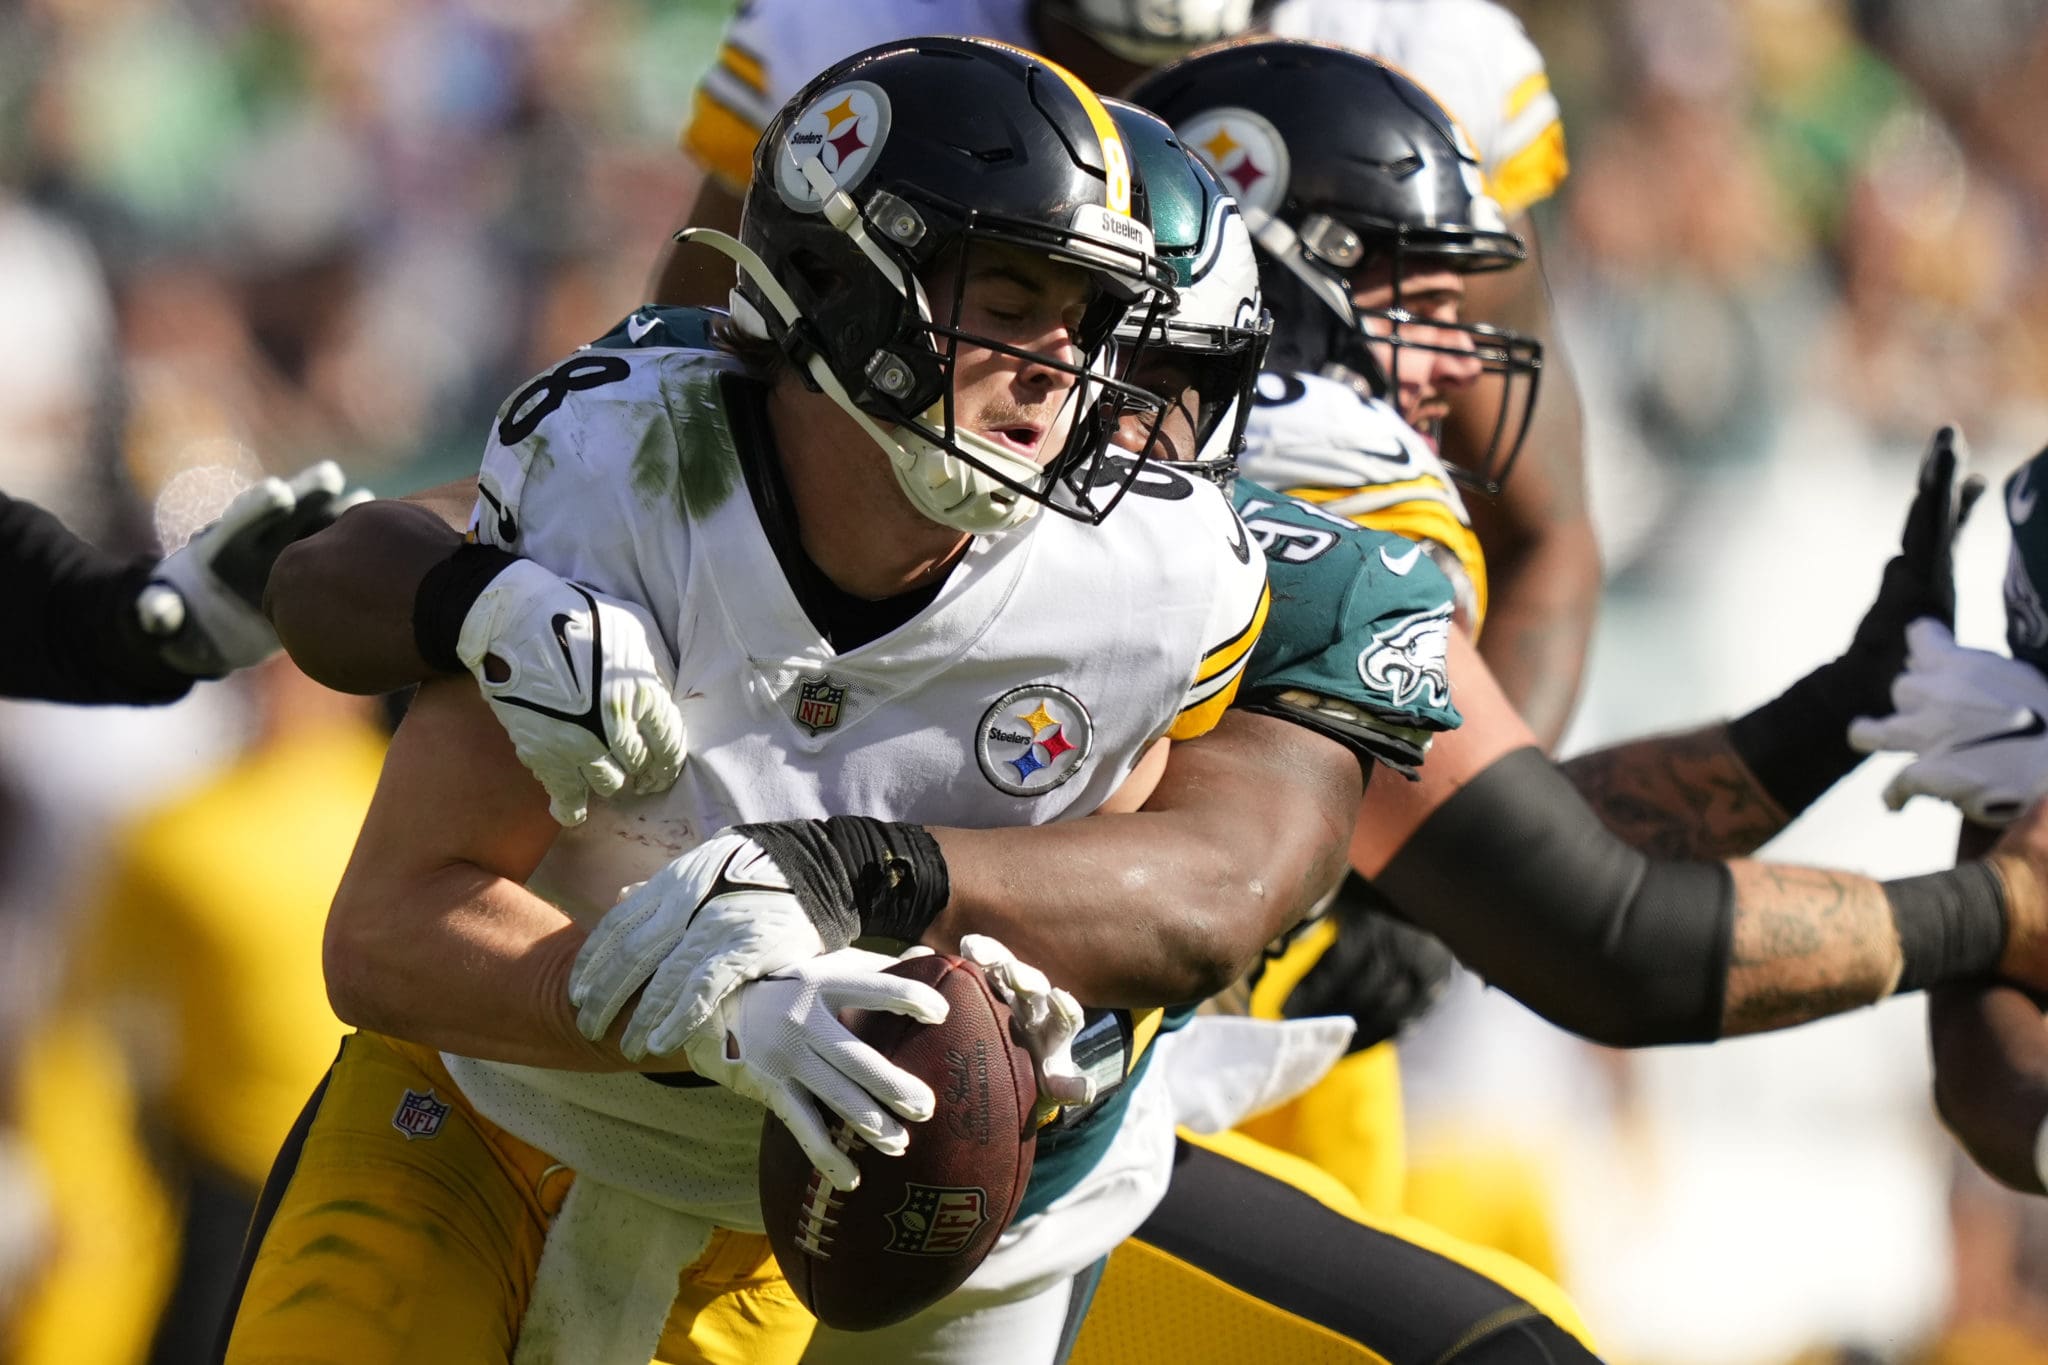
[570,832,827,1059]
[955,934,1095,1109]
[458,559,685,826]
[683,947,948,1189]
[1848,617,2048,824]
[138,461,370,676]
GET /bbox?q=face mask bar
[1255,205,1542,495]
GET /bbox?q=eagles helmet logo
[1358,603,1453,711]
[976,684,1094,796]
[776,81,893,212]
[1177,107,1289,217]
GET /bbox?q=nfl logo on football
[885,1183,988,1256]
[391,1088,450,1141]
[794,674,847,734]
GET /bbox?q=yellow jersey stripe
[1170,584,1269,740]
[682,87,762,188]
[1129,1007,1165,1075]
[1199,581,1270,676]
[717,40,768,96]
[1487,120,1569,217]
[1505,71,1552,119]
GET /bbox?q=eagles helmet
[680,36,1178,535]
[1104,98,1270,485]
[1129,40,1544,493]
[1039,0,1281,65]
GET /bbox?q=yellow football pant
[219,1032,814,1365]
[1072,1128,1598,1365]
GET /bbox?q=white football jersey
[443,338,1269,1229]
[1239,370,1488,628]
[684,0,1565,215]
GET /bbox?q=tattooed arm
[1563,726,1790,860]
[1359,628,2048,1046]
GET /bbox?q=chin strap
[676,224,1045,537]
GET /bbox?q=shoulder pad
[586,306,729,353]
[1235,479,1462,738]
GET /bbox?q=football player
[1845,442,2048,1198]
[218,40,1300,1365]
[656,0,1599,749]
[1063,101,2048,1363]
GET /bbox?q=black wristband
[734,816,951,949]
[1726,652,1884,817]
[412,544,520,674]
[1885,862,2008,994]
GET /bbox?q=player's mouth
[981,423,1045,459]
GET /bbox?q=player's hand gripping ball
[757,953,1039,1331]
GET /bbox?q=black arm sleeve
[1374,745,1735,1047]
[0,491,192,705]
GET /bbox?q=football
[758,952,1038,1331]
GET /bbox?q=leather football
[758,952,1038,1331]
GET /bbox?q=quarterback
[221,38,1291,1365]
[658,0,1599,746]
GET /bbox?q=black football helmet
[1129,40,1544,493]
[680,36,1177,534]
[1037,0,1282,65]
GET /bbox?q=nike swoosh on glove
[457,559,685,826]
[139,461,371,676]
[1850,617,2048,824]
[683,947,949,1189]
[571,832,829,1060]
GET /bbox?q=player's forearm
[267,499,463,694]
[651,177,747,308]
[1563,723,1792,860]
[1929,982,2048,1195]
[1720,861,1902,1035]
[324,863,665,1072]
[928,711,1361,1007]
[1472,522,1598,748]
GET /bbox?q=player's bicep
[344,677,558,893]
[1350,625,1534,875]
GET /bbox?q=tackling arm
[1452,216,1598,748]
[928,708,1363,1007]
[1358,628,2035,1044]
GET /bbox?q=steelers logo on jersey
[976,684,1094,797]
[1176,108,1290,218]
[777,80,892,212]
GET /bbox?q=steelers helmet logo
[777,80,892,212]
[975,684,1094,797]
[1176,108,1289,218]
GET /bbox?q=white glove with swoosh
[570,832,827,1060]
[683,947,949,1189]
[457,559,684,826]
[1849,617,2048,824]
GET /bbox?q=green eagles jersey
[1233,478,1464,775]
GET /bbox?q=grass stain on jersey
[648,360,741,519]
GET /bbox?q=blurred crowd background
[5,0,2048,1361]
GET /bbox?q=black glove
[1279,872,1456,1052]
[1728,426,1983,815]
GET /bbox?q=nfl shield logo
[794,674,847,734]
[884,1183,988,1256]
[392,1088,450,1141]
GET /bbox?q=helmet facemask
[1255,206,1543,496]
